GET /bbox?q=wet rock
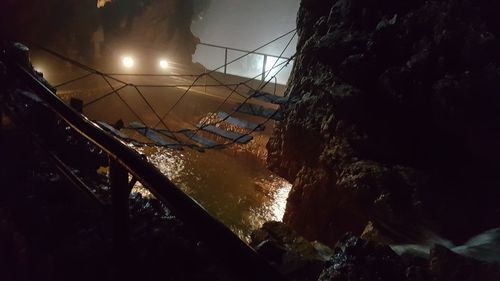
[318,235,406,281]
[251,221,333,281]
[315,234,500,281]
[268,0,500,247]
[361,221,393,245]
[430,245,500,281]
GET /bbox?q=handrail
[198,42,292,60]
[197,42,294,82]
[1,43,285,281]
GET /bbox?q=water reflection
[134,145,291,241]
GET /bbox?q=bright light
[159,59,169,69]
[34,66,43,73]
[122,56,135,68]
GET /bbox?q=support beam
[262,55,268,81]
[109,157,132,265]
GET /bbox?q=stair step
[181,131,221,148]
[217,112,264,131]
[235,103,283,120]
[248,90,289,105]
[197,124,253,144]
[128,122,182,149]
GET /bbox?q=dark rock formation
[250,221,333,281]
[429,244,500,281]
[268,0,500,246]
[318,235,500,281]
[318,235,407,281]
[1,0,201,64]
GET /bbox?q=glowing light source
[122,56,135,68]
[159,59,169,70]
[34,66,43,74]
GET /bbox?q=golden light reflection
[97,0,112,8]
[131,144,292,241]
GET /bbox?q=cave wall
[268,0,500,246]
[0,0,202,63]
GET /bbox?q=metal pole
[273,76,278,96]
[0,62,5,130]
[262,55,267,81]
[109,157,131,261]
[224,48,228,74]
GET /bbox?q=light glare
[159,59,169,69]
[122,56,135,68]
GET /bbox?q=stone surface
[318,235,500,281]
[429,244,500,281]
[268,0,500,246]
[251,221,333,281]
[318,235,406,281]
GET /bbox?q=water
[134,145,291,241]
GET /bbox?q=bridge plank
[197,124,253,144]
[235,103,283,120]
[128,122,182,149]
[181,131,221,148]
[217,112,264,131]
[248,90,289,105]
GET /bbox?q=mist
[191,0,299,84]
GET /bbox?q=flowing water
[134,145,291,241]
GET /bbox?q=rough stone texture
[1,0,202,63]
[268,0,500,246]
[250,221,334,281]
[318,235,407,281]
[429,244,500,281]
[318,235,500,281]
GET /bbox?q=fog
[0,0,300,85]
[191,0,300,84]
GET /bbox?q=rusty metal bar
[224,48,228,74]
[262,55,268,81]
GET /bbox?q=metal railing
[197,42,294,84]
[1,42,285,281]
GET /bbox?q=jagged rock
[317,235,500,281]
[250,221,333,281]
[268,0,500,247]
[318,235,407,281]
[361,221,393,245]
[430,245,500,281]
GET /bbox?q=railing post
[0,61,5,131]
[262,54,268,81]
[273,76,278,96]
[204,68,207,94]
[224,48,228,74]
[109,157,131,263]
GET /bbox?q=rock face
[318,235,500,281]
[268,0,500,246]
[250,221,334,281]
[1,0,202,63]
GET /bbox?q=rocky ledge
[251,222,500,281]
